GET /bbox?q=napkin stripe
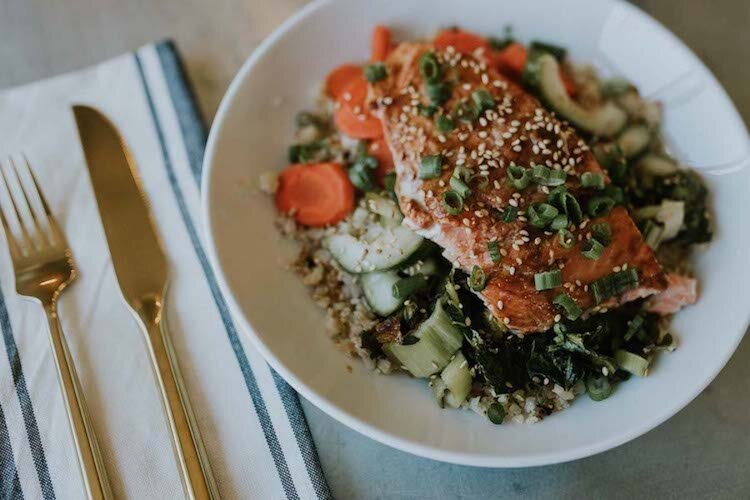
[0,292,55,499]
[0,401,23,500]
[152,41,332,500]
[134,53,301,500]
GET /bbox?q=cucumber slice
[325,224,423,274]
[360,271,404,317]
[617,124,652,158]
[535,54,627,137]
[384,299,463,377]
[440,352,472,408]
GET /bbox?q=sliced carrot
[368,137,395,184]
[370,25,392,62]
[324,64,362,99]
[491,42,527,80]
[334,76,383,139]
[275,162,355,227]
[434,29,489,55]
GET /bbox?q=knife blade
[73,105,218,499]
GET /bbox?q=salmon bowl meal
[263,24,713,425]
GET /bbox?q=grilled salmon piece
[369,42,666,333]
[644,273,697,315]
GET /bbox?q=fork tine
[0,159,34,250]
[0,180,21,260]
[18,155,59,246]
[8,156,49,247]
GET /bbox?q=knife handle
[136,299,219,500]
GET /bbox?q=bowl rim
[201,0,750,467]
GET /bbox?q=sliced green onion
[488,240,501,262]
[586,375,613,401]
[587,196,616,218]
[452,99,479,122]
[500,206,518,222]
[435,114,455,132]
[364,63,387,82]
[449,175,471,198]
[581,172,605,189]
[425,82,452,105]
[471,88,495,113]
[419,154,443,179]
[348,163,376,191]
[528,202,559,228]
[535,270,562,291]
[641,219,664,250]
[487,402,505,424]
[550,214,569,230]
[468,265,487,291]
[418,103,437,117]
[624,314,645,341]
[548,186,582,224]
[419,51,442,84]
[532,165,566,186]
[553,293,582,320]
[442,190,464,215]
[590,268,639,304]
[582,238,605,260]
[591,222,612,246]
[558,229,575,249]
[392,274,428,299]
[615,350,650,376]
[506,165,531,189]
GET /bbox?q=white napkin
[0,41,331,500]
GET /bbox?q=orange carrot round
[368,137,395,183]
[334,76,383,139]
[491,42,527,79]
[370,25,392,62]
[275,162,355,227]
[324,64,362,99]
[434,29,489,55]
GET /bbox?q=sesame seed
[554,314,562,322]
[497,300,504,310]
[503,317,511,325]
[509,266,516,275]
[613,266,621,272]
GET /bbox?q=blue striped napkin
[0,40,331,499]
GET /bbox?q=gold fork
[0,155,112,500]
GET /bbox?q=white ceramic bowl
[202,0,750,466]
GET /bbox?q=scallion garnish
[532,165,566,186]
[364,63,387,82]
[442,190,464,215]
[435,114,455,132]
[419,51,442,84]
[590,268,639,304]
[581,171,605,189]
[392,274,428,299]
[449,175,471,198]
[550,214,569,231]
[488,240,501,262]
[419,154,443,179]
[558,229,575,249]
[452,99,479,123]
[641,219,664,249]
[418,103,437,117]
[348,163,376,192]
[527,202,559,228]
[582,238,605,260]
[500,206,518,222]
[586,375,613,401]
[624,314,645,341]
[553,293,582,320]
[425,82,452,105]
[506,165,531,189]
[587,196,616,218]
[614,350,650,376]
[535,269,562,291]
[591,221,612,246]
[548,186,583,224]
[471,88,495,113]
[468,265,487,291]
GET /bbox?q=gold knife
[73,105,219,500]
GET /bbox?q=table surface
[2,0,749,498]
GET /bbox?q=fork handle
[136,302,219,500]
[44,304,113,500]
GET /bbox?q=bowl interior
[203,0,750,466]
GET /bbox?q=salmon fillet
[369,42,667,333]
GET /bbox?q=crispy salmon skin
[369,42,666,333]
